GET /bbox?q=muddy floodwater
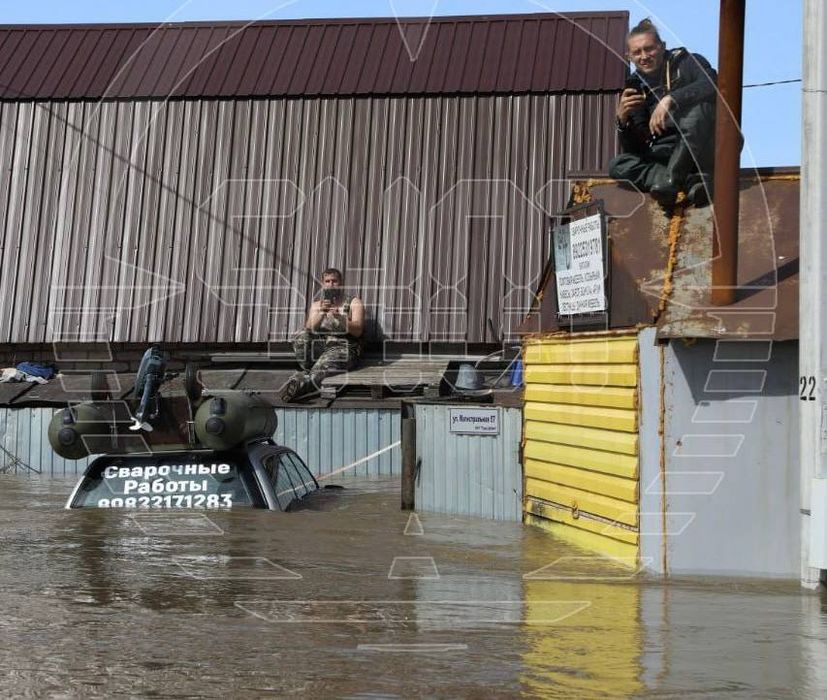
[2,475,827,698]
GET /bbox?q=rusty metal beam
[711,0,746,306]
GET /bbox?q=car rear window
[72,454,257,509]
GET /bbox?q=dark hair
[322,267,343,282]
[628,18,663,45]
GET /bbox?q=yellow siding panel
[526,364,638,387]
[525,498,638,545]
[526,478,638,527]
[523,333,640,563]
[524,441,638,479]
[525,402,637,433]
[525,338,638,365]
[525,420,638,455]
[525,512,638,560]
[525,459,638,503]
[524,385,637,410]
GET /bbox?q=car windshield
[71,454,256,509]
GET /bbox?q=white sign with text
[449,408,500,436]
[553,213,606,315]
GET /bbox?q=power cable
[743,78,801,88]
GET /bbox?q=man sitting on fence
[280,268,364,402]
[609,18,718,206]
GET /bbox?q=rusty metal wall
[0,93,617,345]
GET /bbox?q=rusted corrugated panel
[518,183,672,336]
[656,174,799,340]
[1,93,614,344]
[518,173,800,341]
[0,12,627,100]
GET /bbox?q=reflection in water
[522,579,643,696]
[0,475,826,697]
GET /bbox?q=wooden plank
[20,373,137,403]
[0,383,36,405]
[322,360,448,388]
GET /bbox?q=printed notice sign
[449,408,500,436]
[553,213,606,315]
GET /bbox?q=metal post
[710,0,746,306]
[401,416,416,510]
[801,0,827,587]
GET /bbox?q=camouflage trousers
[287,330,362,396]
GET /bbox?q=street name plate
[449,408,500,436]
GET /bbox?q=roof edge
[0,10,630,31]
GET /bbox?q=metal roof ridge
[0,11,630,32]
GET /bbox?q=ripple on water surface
[0,474,825,698]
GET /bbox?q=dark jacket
[619,47,718,154]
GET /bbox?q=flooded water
[2,474,827,698]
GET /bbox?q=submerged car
[55,348,338,512]
[66,440,322,511]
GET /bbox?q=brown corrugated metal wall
[0,93,617,345]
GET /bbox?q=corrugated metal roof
[0,12,628,100]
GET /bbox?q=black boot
[647,162,678,205]
[280,371,312,402]
[685,173,713,207]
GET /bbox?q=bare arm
[347,298,365,338]
[305,300,328,331]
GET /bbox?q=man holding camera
[609,19,718,206]
[280,267,365,402]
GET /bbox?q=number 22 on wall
[801,375,817,401]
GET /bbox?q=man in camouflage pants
[280,268,365,402]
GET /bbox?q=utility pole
[710,0,745,305]
[801,0,827,587]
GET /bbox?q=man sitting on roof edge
[609,18,718,207]
[280,267,365,403]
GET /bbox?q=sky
[0,1,802,167]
